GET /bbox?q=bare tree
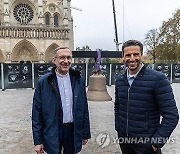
[144,29,160,63]
[157,9,180,61]
[144,9,180,62]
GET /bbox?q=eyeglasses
[55,56,72,61]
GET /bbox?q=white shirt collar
[127,63,144,79]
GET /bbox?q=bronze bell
[87,74,112,101]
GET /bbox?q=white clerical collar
[56,71,69,78]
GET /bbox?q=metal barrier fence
[0,63,180,90]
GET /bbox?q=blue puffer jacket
[115,65,179,148]
[32,67,91,154]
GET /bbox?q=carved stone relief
[45,43,59,62]
[0,50,5,62]
[49,5,56,13]
[12,40,38,62]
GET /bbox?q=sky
[71,0,180,51]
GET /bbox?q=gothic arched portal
[12,39,38,62]
[0,49,5,63]
[45,43,59,62]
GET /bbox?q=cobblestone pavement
[0,83,180,154]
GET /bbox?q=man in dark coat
[114,40,179,154]
[32,47,91,154]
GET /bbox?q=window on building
[54,14,59,27]
[13,3,34,25]
[45,14,50,26]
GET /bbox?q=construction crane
[112,0,120,51]
[70,6,82,11]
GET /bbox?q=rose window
[13,3,34,25]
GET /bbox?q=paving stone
[0,83,179,154]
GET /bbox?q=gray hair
[53,47,71,57]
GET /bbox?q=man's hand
[82,139,88,145]
[34,144,44,154]
[152,145,157,152]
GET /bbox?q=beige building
[0,0,74,63]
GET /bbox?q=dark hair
[53,47,71,56]
[122,40,143,55]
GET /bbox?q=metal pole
[112,0,119,51]
[1,63,5,91]
[85,63,88,87]
[109,63,112,86]
[170,63,173,84]
[122,0,125,42]
[32,63,35,89]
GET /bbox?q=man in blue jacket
[115,40,179,154]
[32,47,91,154]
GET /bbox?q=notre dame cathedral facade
[0,0,74,63]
